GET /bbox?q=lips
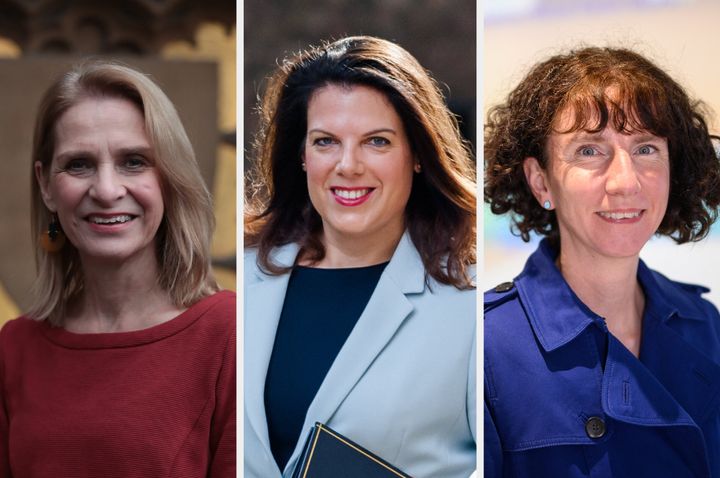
[331,187,374,206]
[596,209,644,223]
[85,213,137,225]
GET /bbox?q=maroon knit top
[0,290,235,478]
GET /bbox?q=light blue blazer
[244,233,476,477]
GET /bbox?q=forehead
[306,84,402,129]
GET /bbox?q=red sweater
[0,290,235,478]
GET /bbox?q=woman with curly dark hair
[245,36,476,477]
[484,47,720,477]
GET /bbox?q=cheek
[134,179,165,215]
[49,176,86,210]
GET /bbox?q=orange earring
[40,214,66,253]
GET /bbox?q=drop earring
[40,213,66,253]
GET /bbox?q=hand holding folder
[292,423,413,478]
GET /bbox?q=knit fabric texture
[0,290,236,478]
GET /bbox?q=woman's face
[36,96,164,266]
[525,106,670,261]
[304,84,415,246]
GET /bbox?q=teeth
[89,215,133,225]
[599,211,641,220]
[334,189,369,200]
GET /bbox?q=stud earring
[301,161,306,172]
[414,163,422,173]
[543,200,552,210]
[40,213,66,253]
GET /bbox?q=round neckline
[40,290,231,349]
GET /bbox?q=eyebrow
[54,146,153,163]
[566,132,605,143]
[307,128,397,136]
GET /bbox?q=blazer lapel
[284,233,426,473]
[244,244,299,462]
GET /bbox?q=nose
[605,149,641,196]
[335,145,364,176]
[89,164,126,204]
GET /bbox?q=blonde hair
[30,60,219,324]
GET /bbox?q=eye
[367,136,390,147]
[637,145,657,155]
[312,137,335,147]
[578,146,599,157]
[122,155,150,170]
[63,158,93,174]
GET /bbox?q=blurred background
[0,0,236,325]
[243,0,476,174]
[484,0,720,306]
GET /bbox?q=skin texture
[523,109,670,265]
[303,84,416,267]
[36,97,164,268]
[35,97,181,333]
[523,106,670,357]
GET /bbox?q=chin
[595,238,649,259]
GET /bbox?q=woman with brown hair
[0,61,235,477]
[485,47,720,477]
[245,36,476,477]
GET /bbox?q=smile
[86,214,136,225]
[332,187,374,206]
[597,210,644,222]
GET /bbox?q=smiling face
[304,84,415,251]
[36,96,164,266]
[524,106,670,262]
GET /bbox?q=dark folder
[291,422,413,478]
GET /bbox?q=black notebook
[291,422,413,478]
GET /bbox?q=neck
[310,223,404,268]
[65,250,183,333]
[558,245,645,357]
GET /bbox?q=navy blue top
[264,262,388,471]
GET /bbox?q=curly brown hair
[485,46,720,244]
[245,36,476,288]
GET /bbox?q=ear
[523,156,551,206]
[34,161,56,212]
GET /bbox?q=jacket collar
[516,239,720,442]
[244,232,425,475]
[516,239,707,353]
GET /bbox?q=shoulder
[243,243,299,285]
[647,268,720,320]
[0,316,46,361]
[484,280,520,315]
[0,315,43,342]
[243,248,261,284]
[190,290,236,338]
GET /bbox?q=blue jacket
[485,239,720,477]
[245,233,476,478]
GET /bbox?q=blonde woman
[0,62,235,477]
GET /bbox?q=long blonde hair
[30,61,219,324]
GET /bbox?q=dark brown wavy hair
[245,36,476,288]
[485,46,720,244]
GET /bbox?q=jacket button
[585,416,606,439]
[494,281,514,292]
